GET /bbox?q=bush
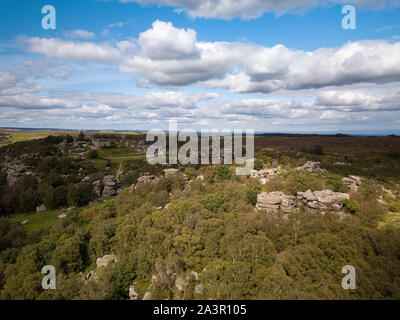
[54,186,68,208]
[254,159,264,171]
[67,183,95,207]
[200,192,229,213]
[342,199,359,214]
[246,186,260,205]
[216,165,232,180]
[283,170,324,195]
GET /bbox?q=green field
[9,210,63,232]
[0,130,62,144]
[100,146,135,157]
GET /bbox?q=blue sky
[1,0,400,133]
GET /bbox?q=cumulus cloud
[138,20,199,60]
[21,22,400,93]
[64,29,97,40]
[315,89,400,112]
[120,0,400,19]
[23,37,120,64]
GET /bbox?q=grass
[97,131,141,135]
[9,210,63,232]
[378,212,400,229]
[7,131,61,143]
[100,146,135,157]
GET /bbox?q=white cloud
[21,22,400,94]
[23,37,120,64]
[138,20,199,60]
[120,0,400,19]
[64,29,97,40]
[315,89,400,112]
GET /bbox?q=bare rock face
[129,282,140,300]
[92,176,120,198]
[297,190,349,212]
[256,192,297,213]
[250,168,281,185]
[296,161,325,173]
[96,254,118,268]
[93,180,103,197]
[36,204,47,213]
[134,174,160,190]
[341,176,361,191]
[257,190,350,214]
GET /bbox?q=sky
[1,0,400,133]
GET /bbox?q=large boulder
[296,161,325,173]
[96,254,118,268]
[93,179,103,197]
[297,190,349,212]
[257,192,297,213]
[342,176,361,191]
[257,190,350,214]
[36,204,47,213]
[250,168,281,185]
[134,174,159,190]
[102,175,119,197]
[129,282,140,300]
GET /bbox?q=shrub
[54,186,68,208]
[67,183,95,207]
[246,186,259,205]
[200,192,229,213]
[342,199,359,214]
[283,170,324,195]
[216,165,232,180]
[254,159,264,171]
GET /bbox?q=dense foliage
[1,135,400,300]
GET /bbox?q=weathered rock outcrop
[296,161,325,173]
[129,282,140,300]
[341,176,361,191]
[2,154,37,186]
[134,174,160,190]
[93,179,103,197]
[102,175,120,197]
[96,254,118,268]
[250,168,281,185]
[92,175,120,197]
[297,190,349,212]
[257,190,350,214]
[36,204,47,213]
[256,192,297,213]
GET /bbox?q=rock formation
[341,176,361,191]
[297,189,349,212]
[102,175,120,197]
[134,174,160,190]
[257,189,350,214]
[250,168,281,185]
[92,175,120,197]
[256,192,297,213]
[96,254,118,268]
[296,161,325,173]
[36,204,47,213]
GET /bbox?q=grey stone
[96,254,118,268]
[36,204,47,213]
